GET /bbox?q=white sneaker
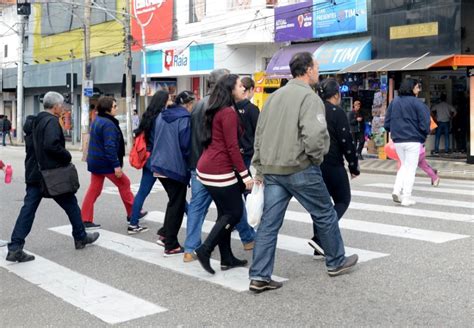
[392,193,401,203]
[432,177,440,187]
[401,197,416,207]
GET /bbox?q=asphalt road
[0,146,473,327]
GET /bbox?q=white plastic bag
[246,183,264,228]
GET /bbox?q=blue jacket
[384,96,430,144]
[87,115,125,174]
[150,105,191,184]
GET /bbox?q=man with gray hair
[6,91,99,263]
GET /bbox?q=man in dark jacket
[236,77,260,168]
[182,69,256,262]
[348,100,365,160]
[6,92,99,263]
[1,115,13,146]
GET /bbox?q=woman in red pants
[81,97,141,229]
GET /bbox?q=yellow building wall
[33,1,125,63]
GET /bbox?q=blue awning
[314,37,371,74]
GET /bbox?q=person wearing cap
[150,90,194,256]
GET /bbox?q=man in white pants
[384,79,430,206]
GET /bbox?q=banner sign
[313,0,367,38]
[275,1,313,42]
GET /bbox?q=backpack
[129,132,150,169]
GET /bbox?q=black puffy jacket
[23,115,41,185]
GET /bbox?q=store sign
[275,1,313,42]
[390,22,438,40]
[131,0,174,51]
[314,37,371,73]
[313,0,367,38]
[145,44,215,76]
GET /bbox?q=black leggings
[353,131,365,156]
[312,163,351,244]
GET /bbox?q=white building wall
[0,5,21,70]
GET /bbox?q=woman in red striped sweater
[195,74,254,274]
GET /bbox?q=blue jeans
[130,166,157,226]
[8,184,87,251]
[249,165,346,282]
[435,121,450,152]
[184,170,255,253]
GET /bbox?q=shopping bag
[246,184,264,228]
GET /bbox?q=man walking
[432,94,456,154]
[6,92,99,263]
[1,115,13,146]
[249,52,358,293]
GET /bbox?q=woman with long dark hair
[81,97,135,229]
[150,90,195,256]
[308,78,360,259]
[127,90,171,234]
[194,74,253,274]
[384,78,430,206]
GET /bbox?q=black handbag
[39,163,80,197]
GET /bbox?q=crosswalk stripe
[0,248,166,324]
[365,183,474,196]
[351,190,474,209]
[281,211,469,243]
[145,211,389,263]
[49,226,286,292]
[414,180,474,189]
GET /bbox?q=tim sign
[131,0,174,51]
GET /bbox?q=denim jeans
[435,121,450,152]
[184,170,255,253]
[130,166,157,226]
[8,184,87,251]
[249,165,346,282]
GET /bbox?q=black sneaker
[6,249,35,262]
[83,222,101,230]
[126,211,148,223]
[127,225,149,235]
[164,246,184,257]
[75,232,100,250]
[327,254,358,277]
[249,280,283,293]
[308,239,325,259]
[221,257,248,271]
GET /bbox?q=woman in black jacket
[308,78,360,258]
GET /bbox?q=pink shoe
[4,165,12,184]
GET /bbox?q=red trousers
[81,172,134,222]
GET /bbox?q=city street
[0,146,472,327]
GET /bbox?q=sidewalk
[359,156,474,181]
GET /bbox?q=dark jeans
[249,165,345,282]
[352,132,365,155]
[158,177,187,251]
[312,163,351,246]
[2,131,12,146]
[435,121,450,152]
[8,184,87,251]
[130,166,157,225]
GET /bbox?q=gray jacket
[252,79,329,179]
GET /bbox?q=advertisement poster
[313,0,367,38]
[275,1,314,42]
[131,0,174,51]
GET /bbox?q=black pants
[352,131,365,156]
[158,178,187,251]
[201,183,243,263]
[8,184,87,251]
[312,163,351,245]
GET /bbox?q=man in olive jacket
[249,52,358,293]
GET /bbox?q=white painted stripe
[145,211,389,263]
[350,190,474,209]
[49,226,286,292]
[415,180,474,189]
[365,183,474,196]
[281,211,469,243]
[196,170,235,179]
[0,249,166,324]
[348,202,473,223]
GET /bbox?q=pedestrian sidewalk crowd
[3,52,437,294]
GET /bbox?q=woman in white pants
[384,79,431,206]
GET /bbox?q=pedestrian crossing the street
[2,177,472,324]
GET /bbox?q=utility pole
[70,49,75,145]
[124,2,133,148]
[16,14,26,144]
[81,0,91,160]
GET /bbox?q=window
[189,0,206,23]
[4,44,7,58]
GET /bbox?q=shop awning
[314,37,371,74]
[338,54,474,73]
[266,43,323,78]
